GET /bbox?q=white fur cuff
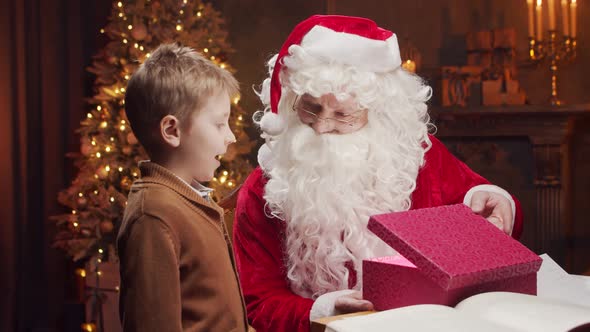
[310,289,357,321]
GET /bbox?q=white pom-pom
[260,112,285,136]
[257,143,274,172]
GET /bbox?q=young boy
[117,43,248,332]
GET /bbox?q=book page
[325,304,520,332]
[455,292,590,332]
[537,253,590,308]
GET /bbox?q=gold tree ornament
[51,0,255,262]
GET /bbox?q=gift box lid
[368,204,542,291]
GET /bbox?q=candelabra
[528,31,577,105]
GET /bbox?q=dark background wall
[1,0,588,331]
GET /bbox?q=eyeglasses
[292,95,366,127]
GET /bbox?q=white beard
[263,110,427,299]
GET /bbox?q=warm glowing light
[117,2,122,7]
[128,25,133,30]
[87,113,93,119]
[105,146,112,152]
[110,197,115,202]
[204,48,209,53]
[120,125,126,131]
[81,323,96,332]
[100,29,105,34]
[100,121,108,128]
[91,140,96,146]
[98,248,104,254]
[78,192,84,197]
[197,11,202,17]
[105,165,111,172]
[73,222,79,227]
[118,167,123,172]
[96,152,102,158]
[97,105,102,111]
[72,210,77,214]
[75,268,86,277]
[123,39,128,44]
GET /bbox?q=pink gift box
[363,204,541,311]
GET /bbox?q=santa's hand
[334,291,374,314]
[468,191,513,235]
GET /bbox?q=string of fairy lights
[70,2,250,330]
[70,0,244,240]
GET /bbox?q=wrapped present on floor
[441,66,483,107]
[363,204,541,311]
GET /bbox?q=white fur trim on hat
[259,111,286,136]
[301,25,401,73]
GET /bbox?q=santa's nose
[311,118,335,134]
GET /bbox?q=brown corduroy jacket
[117,161,249,332]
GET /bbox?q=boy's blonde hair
[125,43,239,157]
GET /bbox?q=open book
[311,254,590,332]
[323,292,590,332]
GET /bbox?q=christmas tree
[52,0,255,262]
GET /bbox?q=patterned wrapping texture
[367,204,541,290]
[363,256,537,310]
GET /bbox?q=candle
[402,59,416,73]
[548,0,556,30]
[536,0,543,40]
[561,0,570,36]
[570,0,577,37]
[527,0,535,37]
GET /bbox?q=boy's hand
[334,291,374,313]
[469,191,513,235]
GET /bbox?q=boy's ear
[160,115,181,148]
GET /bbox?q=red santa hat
[270,15,401,114]
[258,15,402,168]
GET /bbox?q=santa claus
[232,15,522,332]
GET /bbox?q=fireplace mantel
[431,104,590,272]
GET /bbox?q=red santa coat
[232,136,523,332]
